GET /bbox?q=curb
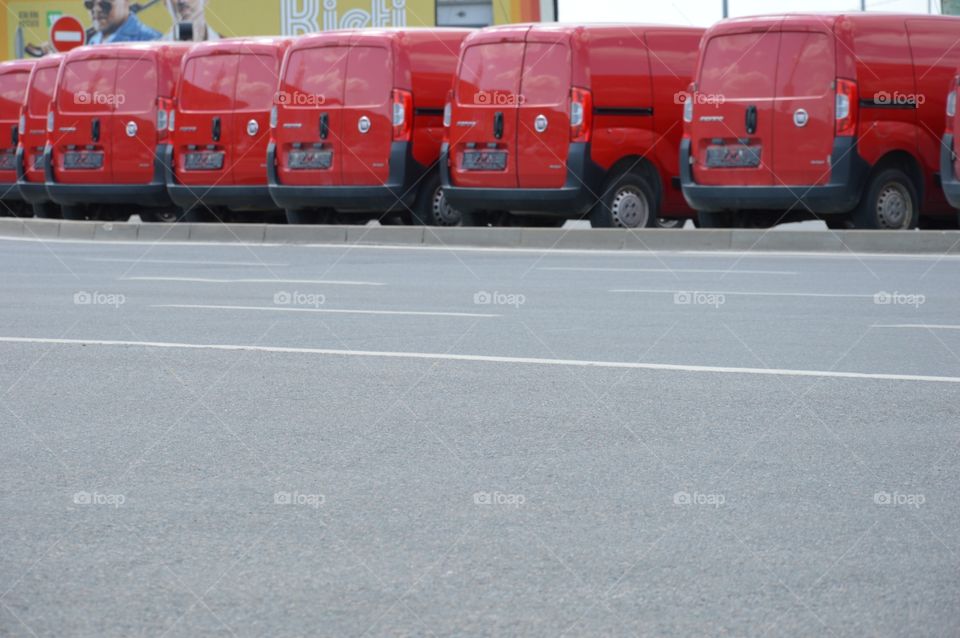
[2,218,960,254]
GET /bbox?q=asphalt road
[1,234,959,637]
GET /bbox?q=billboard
[2,0,555,60]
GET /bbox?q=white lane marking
[541,267,797,275]
[152,304,499,318]
[611,289,877,299]
[123,276,384,286]
[875,324,960,331]
[82,258,289,266]
[0,336,958,385]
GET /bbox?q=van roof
[288,27,472,51]
[183,36,292,58]
[0,59,36,76]
[33,54,64,70]
[708,12,960,36]
[464,22,704,46]
[64,41,192,62]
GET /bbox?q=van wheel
[697,210,733,228]
[854,168,918,230]
[656,218,685,229]
[61,205,88,221]
[412,173,461,226]
[140,209,181,223]
[32,203,60,219]
[591,171,658,228]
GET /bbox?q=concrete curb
[1,219,959,254]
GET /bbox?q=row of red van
[2,13,960,230]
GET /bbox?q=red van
[682,13,960,230]
[440,24,704,228]
[17,55,63,218]
[45,42,190,222]
[0,59,35,216]
[166,37,291,222]
[268,28,471,225]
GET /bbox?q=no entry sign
[50,16,86,53]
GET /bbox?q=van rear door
[516,34,571,188]
[54,58,116,184]
[449,30,527,188]
[176,52,238,187]
[692,30,780,186]
[112,57,159,184]
[0,69,29,175]
[340,44,393,187]
[232,52,279,186]
[275,45,347,187]
[772,31,835,186]
[25,64,58,182]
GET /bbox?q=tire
[139,208,181,223]
[853,168,918,230]
[655,217,686,229]
[32,202,59,219]
[411,172,462,226]
[61,205,88,221]
[590,170,659,229]
[696,210,733,228]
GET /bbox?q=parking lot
[1,234,959,636]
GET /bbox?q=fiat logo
[534,114,548,133]
[247,119,259,136]
[793,109,809,128]
[125,121,138,137]
[358,116,371,134]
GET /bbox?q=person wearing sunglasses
[164,0,220,42]
[87,0,161,44]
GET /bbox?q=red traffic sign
[50,16,86,53]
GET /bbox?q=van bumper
[266,142,422,212]
[164,146,276,211]
[44,143,174,208]
[440,142,604,216]
[15,146,48,204]
[679,137,868,214]
[940,134,960,209]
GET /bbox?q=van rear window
[28,67,58,117]
[0,71,29,119]
[699,32,780,99]
[345,47,390,106]
[58,59,117,113]
[457,43,524,104]
[116,59,157,113]
[180,54,237,112]
[284,47,348,106]
[235,54,278,110]
[520,43,570,105]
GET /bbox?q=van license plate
[184,151,225,171]
[706,145,762,168]
[462,150,507,171]
[288,150,332,170]
[64,150,104,170]
[0,154,15,171]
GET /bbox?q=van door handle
[212,116,221,142]
[92,118,100,143]
[745,105,758,135]
[319,113,329,140]
[493,111,504,140]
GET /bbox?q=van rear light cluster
[835,79,858,138]
[392,89,413,141]
[18,111,25,137]
[46,110,54,134]
[157,98,173,140]
[946,75,958,133]
[270,105,278,129]
[570,87,592,143]
[443,102,452,128]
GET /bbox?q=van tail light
[443,102,451,128]
[156,97,173,140]
[47,110,54,134]
[18,109,25,138]
[392,89,413,141]
[946,75,958,133]
[270,105,278,129]
[835,79,858,138]
[570,87,592,143]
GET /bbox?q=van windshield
[457,43,524,104]
[181,54,238,112]
[0,71,29,119]
[28,67,58,117]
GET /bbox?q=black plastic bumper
[44,143,174,208]
[267,141,423,212]
[940,134,960,209]
[680,137,869,214]
[0,181,23,202]
[440,142,604,216]
[15,146,48,204]
[164,145,276,211]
